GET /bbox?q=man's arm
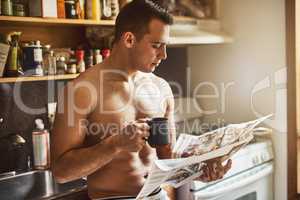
[51,79,150,183]
[51,80,119,183]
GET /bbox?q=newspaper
[136,114,272,199]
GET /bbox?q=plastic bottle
[32,119,50,170]
[86,0,101,20]
[101,0,112,19]
[101,49,110,59]
[76,50,85,73]
[94,49,103,64]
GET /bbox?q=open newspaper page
[135,114,272,199]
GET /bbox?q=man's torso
[78,66,171,198]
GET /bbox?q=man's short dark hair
[114,0,173,43]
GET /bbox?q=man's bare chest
[86,81,167,138]
[94,81,167,120]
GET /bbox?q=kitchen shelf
[0,16,115,26]
[0,74,79,83]
[0,15,232,45]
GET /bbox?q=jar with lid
[56,56,67,74]
[65,0,77,19]
[1,0,13,16]
[67,64,77,74]
[13,0,26,17]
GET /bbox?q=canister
[22,41,43,75]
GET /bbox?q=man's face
[131,19,170,73]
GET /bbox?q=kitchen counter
[0,170,88,200]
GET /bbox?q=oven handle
[194,163,273,199]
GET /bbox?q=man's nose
[158,46,167,60]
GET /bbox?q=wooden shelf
[0,16,115,26]
[0,74,79,83]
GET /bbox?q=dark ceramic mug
[147,117,169,147]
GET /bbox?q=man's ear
[122,32,136,48]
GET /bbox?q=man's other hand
[197,159,232,182]
[111,119,150,152]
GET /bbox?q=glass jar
[65,0,77,19]
[13,0,26,16]
[1,0,13,16]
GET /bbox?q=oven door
[191,162,273,200]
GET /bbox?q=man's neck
[102,46,138,82]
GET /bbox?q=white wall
[188,0,287,199]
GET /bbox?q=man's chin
[139,66,156,73]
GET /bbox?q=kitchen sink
[0,170,87,200]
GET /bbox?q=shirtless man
[51,0,231,199]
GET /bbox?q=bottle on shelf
[101,0,112,20]
[32,119,50,170]
[76,49,85,73]
[65,0,78,19]
[86,0,101,20]
[42,44,51,75]
[85,49,94,68]
[5,32,23,77]
[48,51,57,75]
[111,0,119,19]
[101,48,110,60]
[94,49,102,64]
[76,0,85,19]
[57,0,66,18]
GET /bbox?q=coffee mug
[147,117,169,147]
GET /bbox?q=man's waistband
[92,188,164,200]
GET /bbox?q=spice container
[1,0,13,16]
[65,0,77,19]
